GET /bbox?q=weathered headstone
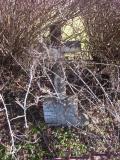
[43,96,79,126]
[43,22,89,127]
[43,96,89,127]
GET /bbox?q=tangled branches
[82,0,120,62]
[0,0,120,159]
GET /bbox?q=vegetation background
[0,0,120,159]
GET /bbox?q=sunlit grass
[62,17,90,60]
[62,17,88,50]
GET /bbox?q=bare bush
[0,0,120,159]
[81,0,120,62]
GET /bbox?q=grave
[43,23,89,127]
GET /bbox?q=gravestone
[43,22,89,127]
[43,96,78,126]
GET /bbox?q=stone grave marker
[43,23,89,127]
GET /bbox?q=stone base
[43,96,89,127]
